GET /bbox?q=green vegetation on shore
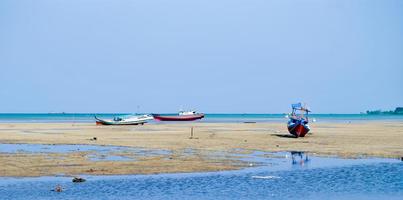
[366,107,403,115]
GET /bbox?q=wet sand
[0,121,402,177]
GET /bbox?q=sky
[0,0,402,113]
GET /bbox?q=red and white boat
[152,110,205,121]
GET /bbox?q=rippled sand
[0,121,402,176]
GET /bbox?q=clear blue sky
[1,0,402,113]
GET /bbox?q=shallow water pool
[0,151,401,200]
[0,143,170,161]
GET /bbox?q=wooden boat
[152,110,204,121]
[95,114,153,125]
[287,103,311,137]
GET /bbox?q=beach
[0,121,402,177]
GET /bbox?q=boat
[152,110,205,121]
[95,114,153,125]
[287,103,311,137]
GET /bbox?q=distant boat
[287,103,311,137]
[95,114,153,125]
[152,110,204,121]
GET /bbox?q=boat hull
[152,114,204,121]
[96,121,146,125]
[94,116,148,125]
[287,122,310,137]
[95,120,147,125]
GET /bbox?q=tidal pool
[0,143,170,161]
[0,149,401,200]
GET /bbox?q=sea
[0,113,403,123]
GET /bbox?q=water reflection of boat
[291,151,309,165]
[287,103,311,137]
[95,114,153,125]
[152,110,204,121]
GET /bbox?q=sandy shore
[0,121,402,177]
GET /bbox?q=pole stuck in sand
[190,127,194,139]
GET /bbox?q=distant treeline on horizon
[366,107,403,115]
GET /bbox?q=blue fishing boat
[287,103,311,137]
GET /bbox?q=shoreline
[1,118,403,124]
[0,121,402,177]
[1,152,400,179]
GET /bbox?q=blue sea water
[0,113,402,123]
[0,151,402,200]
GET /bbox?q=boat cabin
[289,103,310,124]
[179,110,197,116]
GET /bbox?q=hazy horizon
[0,109,400,115]
[1,0,402,114]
